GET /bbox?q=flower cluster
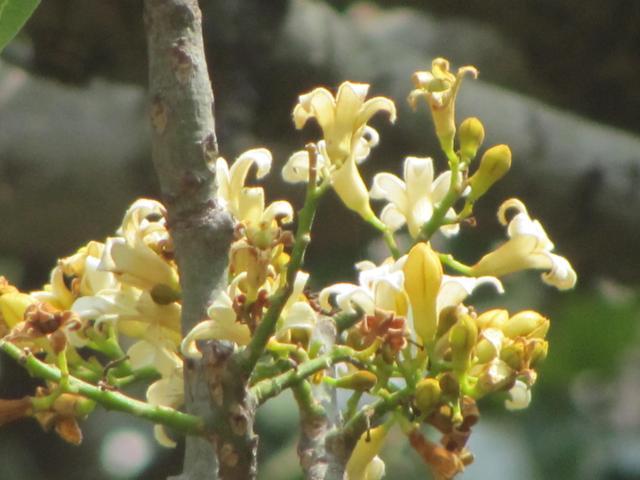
[0,57,577,478]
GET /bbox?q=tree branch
[143,1,233,478]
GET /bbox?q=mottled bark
[144,1,235,478]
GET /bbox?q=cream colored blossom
[99,199,179,294]
[319,257,407,317]
[71,285,181,347]
[275,271,318,339]
[408,58,478,151]
[32,241,117,311]
[180,286,251,359]
[470,198,577,290]
[370,156,461,238]
[286,82,396,220]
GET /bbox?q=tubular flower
[346,423,391,480]
[99,199,179,294]
[408,58,478,152]
[370,156,462,238]
[469,198,577,290]
[286,81,396,220]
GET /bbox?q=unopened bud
[52,394,96,418]
[500,341,527,371]
[468,145,512,201]
[449,314,478,374]
[475,309,509,331]
[150,283,181,305]
[403,243,442,346]
[0,292,35,328]
[502,310,549,339]
[415,378,441,414]
[530,340,549,367]
[346,424,390,480]
[458,117,485,161]
[334,371,378,392]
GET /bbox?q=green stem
[418,159,462,242]
[251,347,354,405]
[0,341,202,435]
[367,216,401,259]
[438,253,472,276]
[241,166,326,374]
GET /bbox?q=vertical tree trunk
[143,1,234,478]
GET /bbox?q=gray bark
[144,1,234,478]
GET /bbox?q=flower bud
[500,341,527,371]
[415,378,442,414]
[502,310,549,339]
[475,328,503,364]
[449,314,478,374]
[52,393,96,418]
[334,371,378,392]
[403,243,442,346]
[530,339,549,367]
[475,309,509,331]
[468,145,512,201]
[458,117,485,161]
[0,292,35,328]
[346,424,390,480]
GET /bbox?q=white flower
[319,257,407,316]
[370,156,461,238]
[276,271,318,338]
[180,287,251,359]
[470,198,577,290]
[505,379,532,410]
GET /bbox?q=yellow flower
[470,198,577,290]
[286,81,396,220]
[403,243,442,345]
[100,199,179,294]
[408,58,478,153]
[216,149,294,248]
[180,285,251,359]
[346,423,390,480]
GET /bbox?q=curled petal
[437,275,504,313]
[262,200,294,224]
[357,95,397,126]
[497,198,528,226]
[540,252,577,290]
[319,283,375,315]
[294,87,335,130]
[181,319,251,358]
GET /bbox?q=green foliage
[0,0,39,52]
